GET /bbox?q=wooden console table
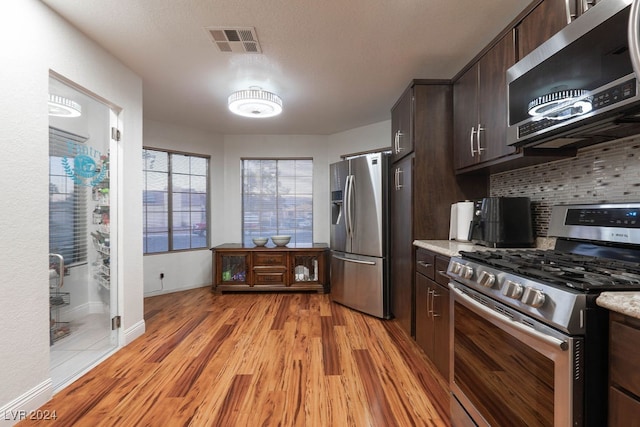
[211,243,329,293]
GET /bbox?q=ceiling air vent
[206,27,262,53]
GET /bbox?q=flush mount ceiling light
[228,87,282,118]
[48,94,82,118]
[528,89,592,121]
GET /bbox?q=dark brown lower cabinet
[415,248,450,380]
[609,312,640,426]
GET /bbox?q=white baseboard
[143,283,210,298]
[123,319,145,345]
[0,380,52,427]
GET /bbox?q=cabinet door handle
[395,130,404,154]
[476,123,485,156]
[394,168,399,190]
[427,288,438,318]
[394,130,399,153]
[431,290,441,318]
[395,167,404,190]
[469,126,477,156]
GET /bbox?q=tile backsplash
[490,135,640,237]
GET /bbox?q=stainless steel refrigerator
[330,152,390,318]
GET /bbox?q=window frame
[143,147,210,255]
[241,157,314,246]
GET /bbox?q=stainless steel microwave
[507,0,640,149]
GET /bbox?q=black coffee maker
[468,197,535,248]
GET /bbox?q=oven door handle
[452,287,569,351]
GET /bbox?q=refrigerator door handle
[345,175,354,238]
[332,254,377,266]
[349,175,355,239]
[344,175,350,237]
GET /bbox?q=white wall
[0,0,144,420]
[222,135,332,244]
[327,120,391,163]
[142,120,224,295]
[141,121,392,295]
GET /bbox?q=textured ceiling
[42,0,532,135]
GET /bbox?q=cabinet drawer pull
[253,266,286,271]
[417,261,432,268]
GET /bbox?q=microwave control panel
[518,78,637,138]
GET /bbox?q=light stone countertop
[414,239,640,319]
[597,292,640,320]
[413,237,556,257]
[412,240,481,257]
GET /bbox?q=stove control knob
[522,287,546,308]
[477,271,495,288]
[450,262,462,275]
[461,265,474,280]
[502,280,523,299]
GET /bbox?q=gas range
[447,203,640,427]
[447,202,640,335]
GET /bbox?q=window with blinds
[143,148,209,253]
[242,158,313,246]
[49,127,89,265]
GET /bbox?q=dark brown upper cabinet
[453,32,516,171]
[390,86,413,163]
[516,0,571,60]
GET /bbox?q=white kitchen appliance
[449,201,474,241]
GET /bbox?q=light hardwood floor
[20,287,450,426]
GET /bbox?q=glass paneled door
[48,75,118,390]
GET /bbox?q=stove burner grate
[459,249,640,291]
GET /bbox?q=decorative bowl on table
[270,235,291,247]
[252,237,268,247]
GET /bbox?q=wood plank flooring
[20,287,450,426]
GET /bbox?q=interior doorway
[48,74,119,391]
